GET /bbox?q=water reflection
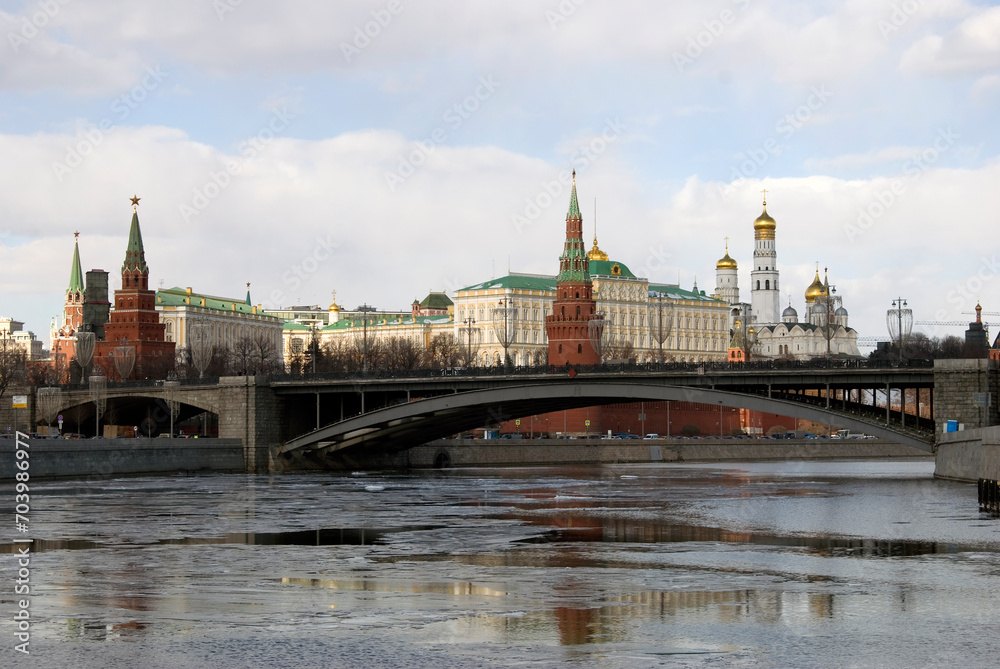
[283,577,507,597]
[507,513,963,557]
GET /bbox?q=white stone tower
[750,193,781,325]
[714,238,739,305]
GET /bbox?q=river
[3,459,999,667]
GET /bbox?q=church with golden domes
[714,196,861,360]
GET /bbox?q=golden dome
[587,236,609,261]
[754,202,776,233]
[716,239,737,269]
[804,269,826,304]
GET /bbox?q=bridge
[20,358,996,471]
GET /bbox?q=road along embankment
[405,438,931,469]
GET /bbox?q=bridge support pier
[933,359,999,436]
[216,376,281,473]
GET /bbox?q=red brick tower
[546,172,602,366]
[94,196,175,380]
[50,232,87,380]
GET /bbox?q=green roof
[67,236,84,294]
[156,287,280,319]
[320,314,453,331]
[648,283,726,304]
[457,274,557,293]
[589,259,637,279]
[419,292,453,309]
[122,209,148,274]
[283,322,312,331]
[567,174,581,219]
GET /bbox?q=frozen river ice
[3,459,999,667]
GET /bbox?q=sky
[1,0,999,349]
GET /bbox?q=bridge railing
[265,357,933,384]
[40,357,934,392]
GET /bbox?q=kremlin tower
[545,172,602,366]
[49,233,87,380]
[93,196,175,380]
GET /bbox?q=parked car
[643,434,660,439]
[499,433,523,440]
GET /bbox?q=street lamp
[491,295,517,370]
[89,374,106,438]
[588,310,609,363]
[649,294,674,364]
[459,316,479,368]
[887,297,912,362]
[74,331,95,383]
[164,380,179,438]
[357,304,377,373]
[817,269,837,358]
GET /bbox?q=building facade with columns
[156,285,284,364]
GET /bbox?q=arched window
[558,344,563,353]
[576,306,580,316]
[756,281,760,289]
[765,280,770,290]
[577,344,582,354]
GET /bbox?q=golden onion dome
[754,203,776,232]
[804,269,826,304]
[716,252,737,270]
[716,239,738,269]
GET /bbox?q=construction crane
[856,337,890,347]
[915,321,993,328]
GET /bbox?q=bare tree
[424,333,462,369]
[382,337,421,371]
[0,343,26,404]
[250,332,282,374]
[230,335,257,376]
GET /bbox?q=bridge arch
[282,381,933,458]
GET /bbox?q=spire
[245,282,252,306]
[556,170,590,283]
[588,196,609,261]
[567,170,581,220]
[68,231,84,294]
[977,302,983,323]
[122,200,148,275]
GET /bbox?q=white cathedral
[713,196,861,361]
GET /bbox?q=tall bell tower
[750,191,781,325]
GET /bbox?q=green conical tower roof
[67,233,84,294]
[122,206,148,274]
[567,172,581,220]
[245,282,252,306]
[556,171,590,284]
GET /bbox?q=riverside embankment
[407,437,930,469]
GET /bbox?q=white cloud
[804,146,928,170]
[0,10,142,94]
[900,6,1000,75]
